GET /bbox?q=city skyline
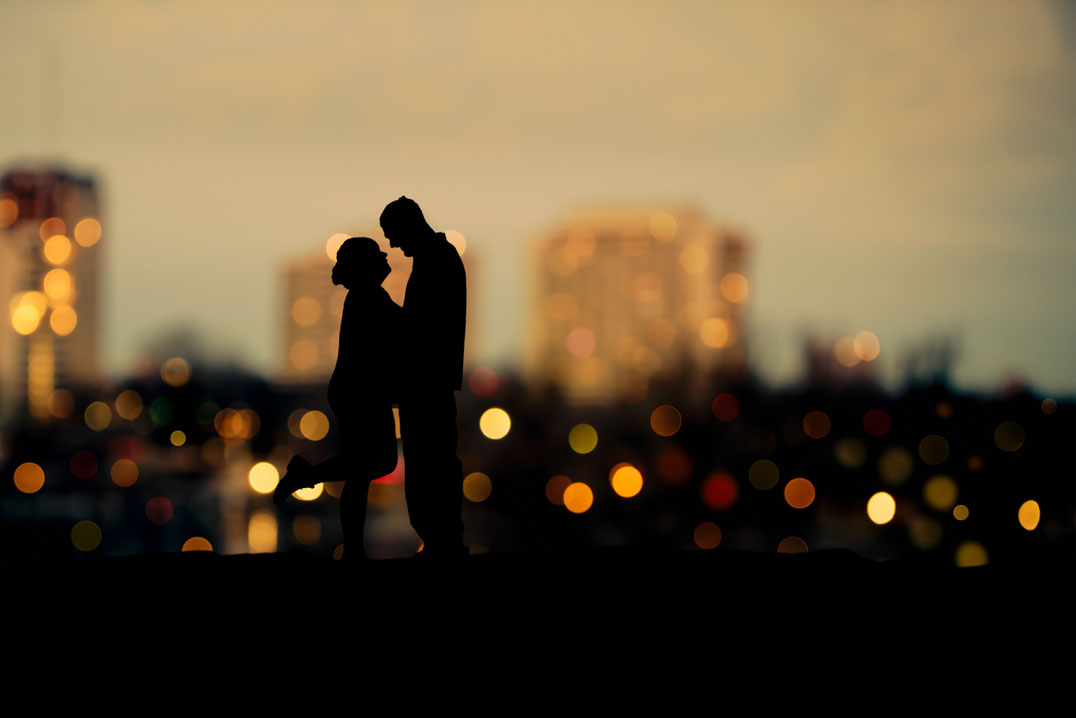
[1,1,1074,395]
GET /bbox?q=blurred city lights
[182,537,213,552]
[289,339,319,370]
[908,516,943,550]
[445,229,467,256]
[84,401,112,431]
[325,232,349,260]
[161,357,192,387]
[867,492,896,524]
[853,331,880,361]
[1018,500,1040,531]
[49,305,77,335]
[292,515,322,545]
[834,438,867,468]
[749,459,780,490]
[693,522,722,549]
[170,430,186,447]
[953,504,969,521]
[650,404,682,436]
[648,211,677,242]
[71,520,102,552]
[42,268,73,302]
[463,472,492,502]
[38,217,65,240]
[545,475,572,506]
[294,484,323,501]
[656,447,692,484]
[568,423,598,454]
[0,197,16,226]
[935,401,953,419]
[43,234,72,265]
[610,463,643,498]
[918,435,950,465]
[777,537,808,554]
[563,482,594,514]
[468,367,499,397]
[48,388,74,418]
[719,273,749,303]
[699,318,729,348]
[547,292,578,322]
[566,327,596,358]
[291,296,322,327]
[862,408,891,437]
[110,459,139,487]
[924,475,958,511]
[479,407,511,439]
[1040,398,1057,414]
[955,541,988,568]
[146,497,174,525]
[73,217,102,247]
[802,411,831,439]
[784,478,816,509]
[70,451,97,479]
[679,244,709,274]
[834,338,859,367]
[711,393,740,421]
[13,462,45,494]
[994,421,1025,452]
[878,447,914,485]
[299,410,330,441]
[701,472,738,510]
[248,510,278,553]
[115,389,143,420]
[248,462,279,494]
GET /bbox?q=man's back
[402,232,466,392]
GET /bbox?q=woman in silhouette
[273,237,401,561]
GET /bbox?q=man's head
[332,237,390,290]
[380,196,433,257]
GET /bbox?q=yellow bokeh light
[1017,500,1040,531]
[650,404,682,436]
[953,504,969,521]
[0,197,17,227]
[994,421,1025,452]
[563,482,594,514]
[777,537,808,554]
[299,410,330,441]
[445,229,467,256]
[680,244,709,274]
[610,463,643,498]
[719,273,749,303]
[247,467,279,495]
[182,536,213,552]
[463,472,492,502]
[42,268,73,303]
[326,232,349,260]
[924,475,958,511]
[293,515,323,545]
[834,337,860,367]
[918,435,950,465]
[13,462,45,494]
[749,459,780,490]
[699,318,729,348]
[71,520,102,552]
[853,331,880,361]
[867,492,896,524]
[110,459,139,487]
[161,357,191,387]
[43,235,72,265]
[290,339,319,370]
[955,541,988,568]
[568,423,598,454]
[115,389,143,420]
[879,447,914,485]
[479,407,511,440]
[170,430,186,447]
[50,305,77,336]
[908,516,943,550]
[248,510,278,553]
[545,475,572,505]
[291,296,322,327]
[784,478,816,509]
[294,484,324,501]
[74,217,102,247]
[11,304,41,334]
[648,212,677,242]
[84,401,112,431]
[694,522,722,549]
[834,438,867,468]
[39,217,65,240]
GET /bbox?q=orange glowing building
[0,168,103,424]
[527,205,750,404]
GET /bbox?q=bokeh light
[563,482,594,514]
[783,478,816,509]
[146,497,174,525]
[43,234,72,265]
[182,537,213,552]
[326,232,349,260]
[656,447,692,484]
[924,475,958,511]
[1041,398,1057,414]
[953,504,969,521]
[701,472,738,510]
[48,388,74,418]
[42,268,73,302]
[777,537,808,554]
[289,340,319,370]
[13,462,45,494]
[115,389,143,420]
[568,423,598,454]
[70,451,97,479]
[679,244,709,274]
[566,327,596,358]
[610,463,643,498]
[648,211,677,242]
[650,404,682,436]
[170,430,186,446]
[1018,500,1040,531]
[749,459,780,490]
[0,197,16,226]
[853,331,880,361]
[479,407,511,439]
[291,296,322,327]
[294,484,324,501]
[73,217,102,247]
[834,338,860,367]
[878,447,914,485]
[955,541,988,568]
[699,318,729,348]
[548,292,578,322]
[862,408,891,437]
[802,411,831,439]
[248,462,279,494]
[468,367,499,397]
[693,522,722,549]
[293,515,322,545]
[867,492,896,524]
[445,229,467,256]
[834,438,867,468]
[719,273,749,303]
[918,435,950,465]
[994,422,1025,452]
[161,357,192,387]
[71,521,102,552]
[248,510,278,553]
[110,459,139,487]
[711,393,740,421]
[463,472,492,502]
[299,410,330,441]
[545,475,572,506]
[84,401,112,431]
[39,217,65,240]
[49,305,77,335]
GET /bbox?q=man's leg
[400,393,464,554]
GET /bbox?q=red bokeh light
[701,472,739,510]
[862,408,891,437]
[711,393,740,422]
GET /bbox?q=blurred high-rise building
[0,167,103,424]
[527,206,750,404]
[279,231,476,383]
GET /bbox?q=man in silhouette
[274,237,399,560]
[380,196,467,558]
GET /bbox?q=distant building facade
[527,206,750,404]
[0,168,103,423]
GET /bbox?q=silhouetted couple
[274,197,467,561]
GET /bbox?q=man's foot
[413,544,469,560]
[273,456,314,505]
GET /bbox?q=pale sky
[2,0,1074,393]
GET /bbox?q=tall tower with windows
[0,167,103,423]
